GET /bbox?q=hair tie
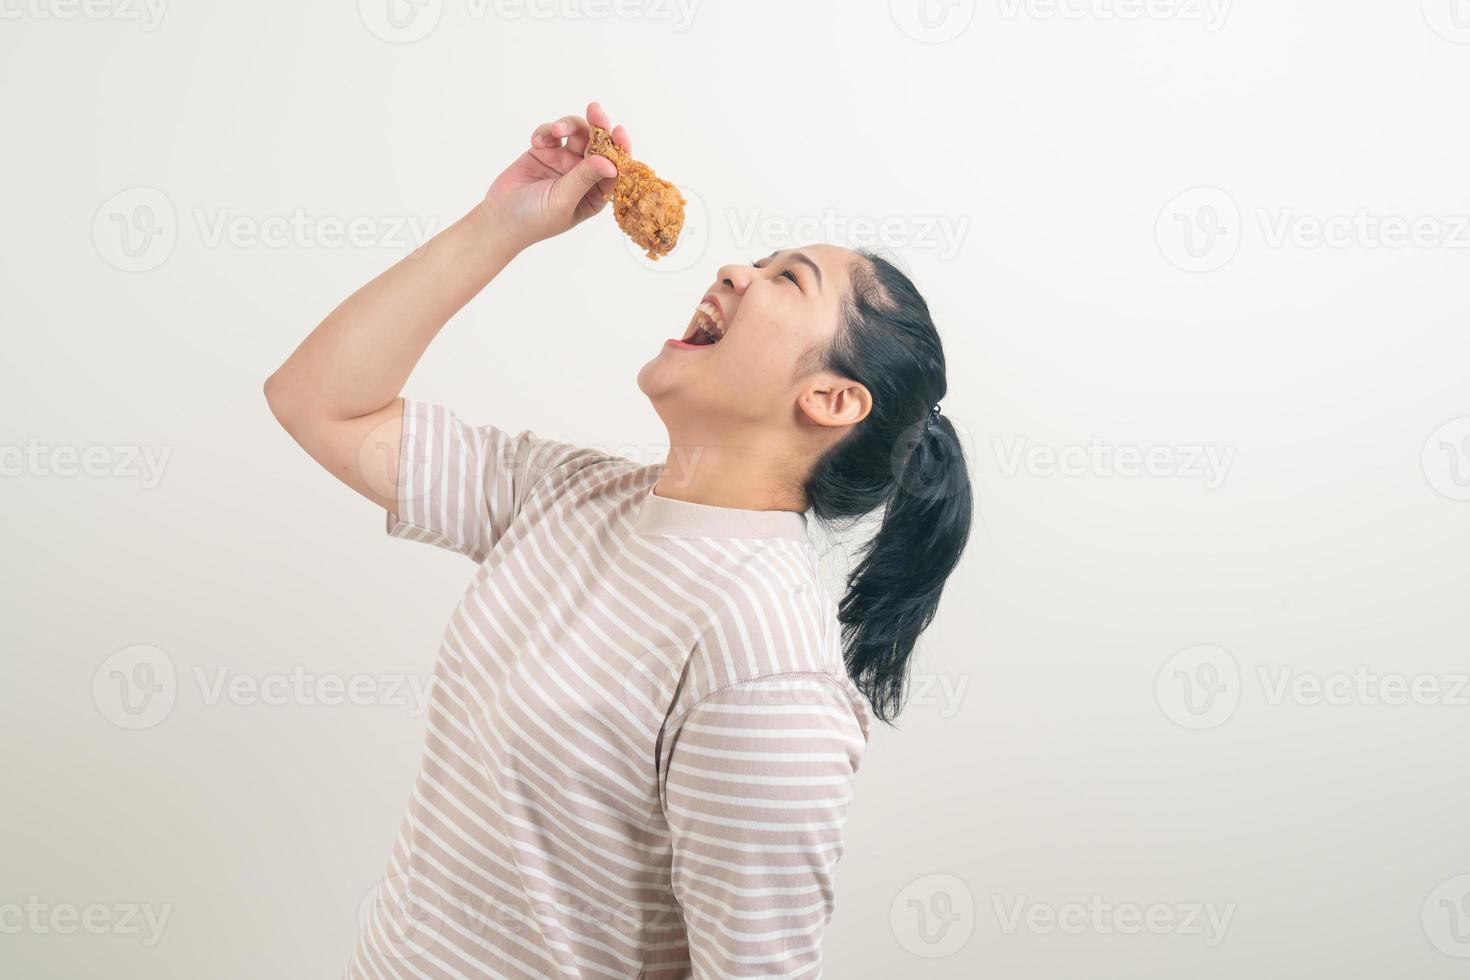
[921,403,941,435]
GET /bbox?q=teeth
[695,301,725,341]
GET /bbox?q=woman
[265,101,971,979]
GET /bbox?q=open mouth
[679,300,726,347]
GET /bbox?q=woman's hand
[266,104,633,512]
[480,101,632,252]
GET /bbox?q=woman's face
[637,244,863,436]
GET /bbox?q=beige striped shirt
[348,399,870,980]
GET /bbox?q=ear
[799,373,872,428]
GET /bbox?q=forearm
[265,202,519,423]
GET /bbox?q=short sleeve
[384,398,605,563]
[660,674,868,979]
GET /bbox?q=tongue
[684,309,718,345]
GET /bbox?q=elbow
[263,371,298,431]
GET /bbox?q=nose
[714,261,752,295]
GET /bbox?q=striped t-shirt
[348,399,871,980]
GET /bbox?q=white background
[4,0,1470,977]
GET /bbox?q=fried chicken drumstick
[585,125,686,260]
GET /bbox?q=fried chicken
[585,125,686,260]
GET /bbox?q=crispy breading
[586,125,686,260]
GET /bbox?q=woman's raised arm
[263,101,628,511]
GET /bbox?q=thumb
[552,156,617,214]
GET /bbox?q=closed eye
[751,257,803,290]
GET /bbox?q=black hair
[803,250,973,724]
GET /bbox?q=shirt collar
[633,483,810,542]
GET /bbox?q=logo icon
[626,186,709,273]
[620,643,683,716]
[1156,186,1240,272]
[1423,0,1470,42]
[92,644,177,730]
[359,0,443,43]
[93,187,177,272]
[370,403,456,517]
[358,873,444,960]
[890,873,975,958]
[1423,874,1470,958]
[889,0,975,43]
[1422,417,1470,502]
[1156,644,1239,730]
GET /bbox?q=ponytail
[804,252,974,723]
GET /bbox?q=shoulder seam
[524,448,637,510]
[666,669,857,731]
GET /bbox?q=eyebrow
[758,251,823,292]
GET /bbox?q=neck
[654,435,808,513]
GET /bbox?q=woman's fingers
[529,118,562,147]
[527,104,627,204]
[528,142,583,176]
[588,103,631,153]
[587,101,611,132]
[531,104,629,157]
[589,102,633,154]
[530,114,588,150]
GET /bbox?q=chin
[636,349,689,401]
[635,356,663,400]
[638,358,711,434]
